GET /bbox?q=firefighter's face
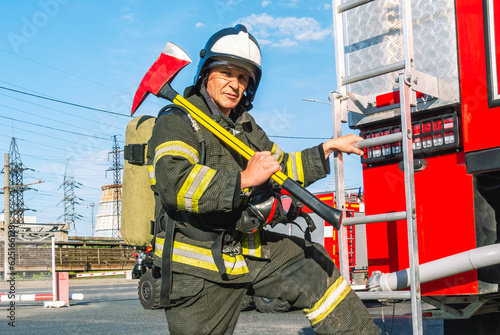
[206,66,249,116]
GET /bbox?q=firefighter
[147,24,381,335]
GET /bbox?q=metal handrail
[343,211,407,226]
[356,291,412,300]
[342,61,406,85]
[354,132,404,149]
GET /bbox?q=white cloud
[272,38,298,48]
[278,0,300,8]
[262,1,271,7]
[121,14,135,22]
[256,38,273,46]
[237,13,331,47]
[195,22,205,28]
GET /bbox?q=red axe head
[131,42,192,115]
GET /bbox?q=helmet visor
[203,60,256,83]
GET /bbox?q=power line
[0,115,114,141]
[1,87,329,142]
[21,153,110,175]
[0,86,131,118]
[0,124,124,152]
[0,91,126,128]
[0,88,335,142]
[0,135,118,179]
[0,103,109,134]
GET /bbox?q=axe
[131,42,343,229]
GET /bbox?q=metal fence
[55,247,136,271]
[1,240,52,281]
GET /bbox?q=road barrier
[74,270,128,278]
[0,293,84,302]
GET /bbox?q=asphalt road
[0,278,444,334]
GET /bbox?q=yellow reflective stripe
[154,141,200,165]
[286,152,304,184]
[271,143,284,164]
[286,155,294,179]
[295,151,304,183]
[148,165,156,185]
[154,237,164,257]
[172,242,248,275]
[177,165,216,212]
[151,141,199,187]
[241,232,261,258]
[241,234,249,254]
[191,168,216,212]
[154,240,249,275]
[303,276,351,325]
[178,165,202,211]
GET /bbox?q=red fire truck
[329,0,500,333]
[299,191,365,279]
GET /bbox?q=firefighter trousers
[164,231,381,335]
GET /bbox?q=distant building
[95,184,122,238]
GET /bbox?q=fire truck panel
[364,151,478,295]
[344,0,460,129]
[457,0,500,152]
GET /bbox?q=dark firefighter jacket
[146,86,331,284]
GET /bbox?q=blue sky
[0,0,362,236]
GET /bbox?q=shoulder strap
[156,104,189,123]
[156,104,206,165]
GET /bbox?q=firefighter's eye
[239,74,249,84]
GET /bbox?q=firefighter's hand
[323,134,364,159]
[241,151,282,188]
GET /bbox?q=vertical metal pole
[89,202,95,237]
[91,204,94,237]
[52,237,56,301]
[332,0,348,123]
[331,92,350,281]
[3,154,10,280]
[399,73,422,335]
[332,0,350,281]
[400,0,422,333]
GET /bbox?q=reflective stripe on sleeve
[286,152,304,184]
[154,141,200,165]
[241,231,261,258]
[271,143,284,164]
[155,238,249,275]
[303,276,352,326]
[150,141,200,187]
[148,165,156,185]
[177,164,216,212]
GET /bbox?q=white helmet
[194,24,262,109]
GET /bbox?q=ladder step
[356,291,411,300]
[355,132,403,149]
[337,0,375,13]
[343,211,407,226]
[342,61,405,86]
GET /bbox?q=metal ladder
[331,0,425,334]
